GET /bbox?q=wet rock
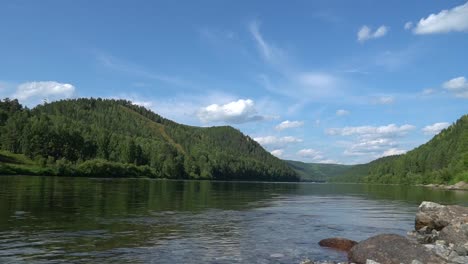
[318,237,358,252]
[348,234,446,264]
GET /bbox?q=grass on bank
[0,150,158,178]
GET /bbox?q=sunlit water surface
[1,176,468,263]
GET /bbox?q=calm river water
[1,176,468,263]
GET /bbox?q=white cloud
[297,148,323,160]
[13,81,75,105]
[316,159,339,164]
[343,138,397,157]
[197,99,265,124]
[422,122,450,135]
[275,120,304,131]
[381,148,407,157]
[357,25,388,42]
[270,149,284,157]
[413,2,468,34]
[404,21,413,30]
[327,124,415,138]
[253,136,302,147]
[336,109,350,116]
[328,124,415,159]
[443,76,468,98]
[372,96,395,105]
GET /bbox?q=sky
[1,0,468,164]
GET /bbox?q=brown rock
[348,234,446,264]
[318,237,358,252]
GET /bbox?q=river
[1,176,468,263]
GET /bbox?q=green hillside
[0,98,298,181]
[285,160,352,181]
[333,115,468,184]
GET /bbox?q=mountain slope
[285,160,352,181]
[0,98,299,181]
[333,115,468,184]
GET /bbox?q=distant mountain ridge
[285,160,352,182]
[0,98,298,181]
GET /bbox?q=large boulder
[439,223,468,245]
[318,237,358,252]
[348,234,446,264]
[415,201,468,231]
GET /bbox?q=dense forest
[332,115,468,184]
[285,160,351,182]
[0,98,299,181]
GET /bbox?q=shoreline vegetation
[0,98,298,182]
[1,98,467,184]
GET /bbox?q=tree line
[0,98,299,181]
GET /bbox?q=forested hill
[0,98,298,181]
[333,115,468,184]
[285,160,351,182]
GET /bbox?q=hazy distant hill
[0,98,298,181]
[285,160,352,182]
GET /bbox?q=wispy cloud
[249,21,285,65]
[411,1,468,34]
[404,22,413,30]
[250,21,340,100]
[336,109,350,116]
[372,96,395,105]
[97,53,190,88]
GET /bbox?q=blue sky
[1,0,468,164]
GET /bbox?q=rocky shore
[304,201,468,264]
[420,181,468,191]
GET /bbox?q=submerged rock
[318,237,358,252]
[348,234,446,264]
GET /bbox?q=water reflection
[1,176,468,263]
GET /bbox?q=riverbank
[310,201,468,264]
[420,181,468,191]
